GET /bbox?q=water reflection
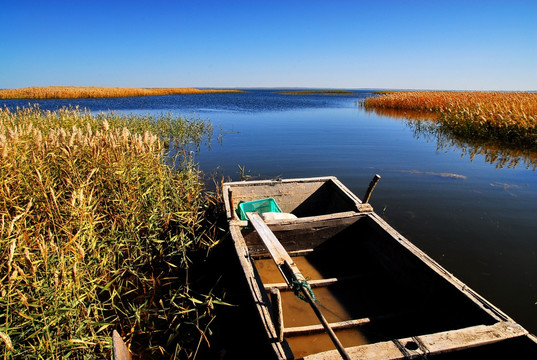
[364,107,537,171]
[362,106,438,121]
[406,119,537,170]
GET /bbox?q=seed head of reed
[0,106,222,359]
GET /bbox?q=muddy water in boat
[255,256,368,357]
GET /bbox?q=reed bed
[0,106,222,359]
[0,86,242,100]
[362,91,537,148]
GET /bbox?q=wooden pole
[363,174,381,204]
[283,261,351,360]
[228,188,234,219]
[112,330,132,360]
[270,287,284,342]
[246,212,351,360]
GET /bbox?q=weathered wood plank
[247,212,290,267]
[229,225,293,359]
[252,249,315,260]
[301,321,528,360]
[264,273,366,291]
[284,317,372,337]
[271,288,284,342]
[284,311,404,337]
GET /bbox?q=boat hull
[223,177,537,359]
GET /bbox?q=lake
[4,90,536,337]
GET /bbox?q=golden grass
[0,106,223,359]
[363,91,537,148]
[0,86,243,99]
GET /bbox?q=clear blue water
[3,90,536,333]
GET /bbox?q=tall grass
[0,106,222,359]
[0,86,243,100]
[362,91,537,148]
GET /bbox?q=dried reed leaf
[0,332,14,352]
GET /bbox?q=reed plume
[0,105,222,359]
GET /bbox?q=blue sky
[1,0,536,90]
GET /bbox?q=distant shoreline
[0,86,243,100]
[277,90,354,95]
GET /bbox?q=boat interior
[224,178,537,358]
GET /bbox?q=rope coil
[292,279,317,303]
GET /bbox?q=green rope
[292,279,317,303]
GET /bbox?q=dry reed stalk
[0,86,243,99]
[0,332,14,352]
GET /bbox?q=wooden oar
[362,174,381,204]
[246,212,351,360]
[112,330,131,360]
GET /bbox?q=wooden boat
[223,176,537,359]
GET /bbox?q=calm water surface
[4,90,536,336]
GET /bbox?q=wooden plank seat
[301,321,528,360]
[251,249,315,259]
[284,317,372,337]
[263,273,366,291]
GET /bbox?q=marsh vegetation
[0,106,222,359]
[0,86,242,100]
[362,91,537,149]
[2,89,537,358]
